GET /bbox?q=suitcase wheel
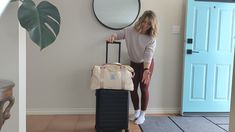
[96,128,102,132]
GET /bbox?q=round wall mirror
[93,0,141,30]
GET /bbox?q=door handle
[187,49,199,54]
[187,38,193,44]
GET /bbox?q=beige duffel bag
[90,63,134,91]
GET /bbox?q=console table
[0,80,15,130]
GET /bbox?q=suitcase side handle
[106,41,121,63]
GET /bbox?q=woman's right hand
[107,34,117,43]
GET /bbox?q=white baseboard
[27,108,180,115]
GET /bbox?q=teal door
[182,0,235,113]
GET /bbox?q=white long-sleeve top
[116,26,157,63]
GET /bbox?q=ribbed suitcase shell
[95,89,129,132]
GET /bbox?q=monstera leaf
[17,0,61,50]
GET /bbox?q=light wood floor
[27,115,142,132]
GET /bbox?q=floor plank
[27,114,141,132]
[46,115,79,132]
[27,115,54,132]
[74,115,96,132]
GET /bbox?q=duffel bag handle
[102,63,135,78]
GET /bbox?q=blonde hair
[134,10,158,38]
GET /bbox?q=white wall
[26,0,185,114]
[230,59,235,131]
[0,3,19,132]
[230,89,235,132]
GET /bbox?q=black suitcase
[95,41,129,132]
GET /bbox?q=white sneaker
[135,111,145,124]
[135,115,145,124]
[129,110,140,121]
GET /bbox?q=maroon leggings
[130,59,154,111]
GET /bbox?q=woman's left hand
[142,70,151,84]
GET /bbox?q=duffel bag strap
[121,65,126,90]
[100,66,105,88]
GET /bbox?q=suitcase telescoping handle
[106,41,121,63]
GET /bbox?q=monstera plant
[11,0,61,50]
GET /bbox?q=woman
[107,10,158,124]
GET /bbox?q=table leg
[0,97,15,130]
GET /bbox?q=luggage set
[91,41,133,132]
